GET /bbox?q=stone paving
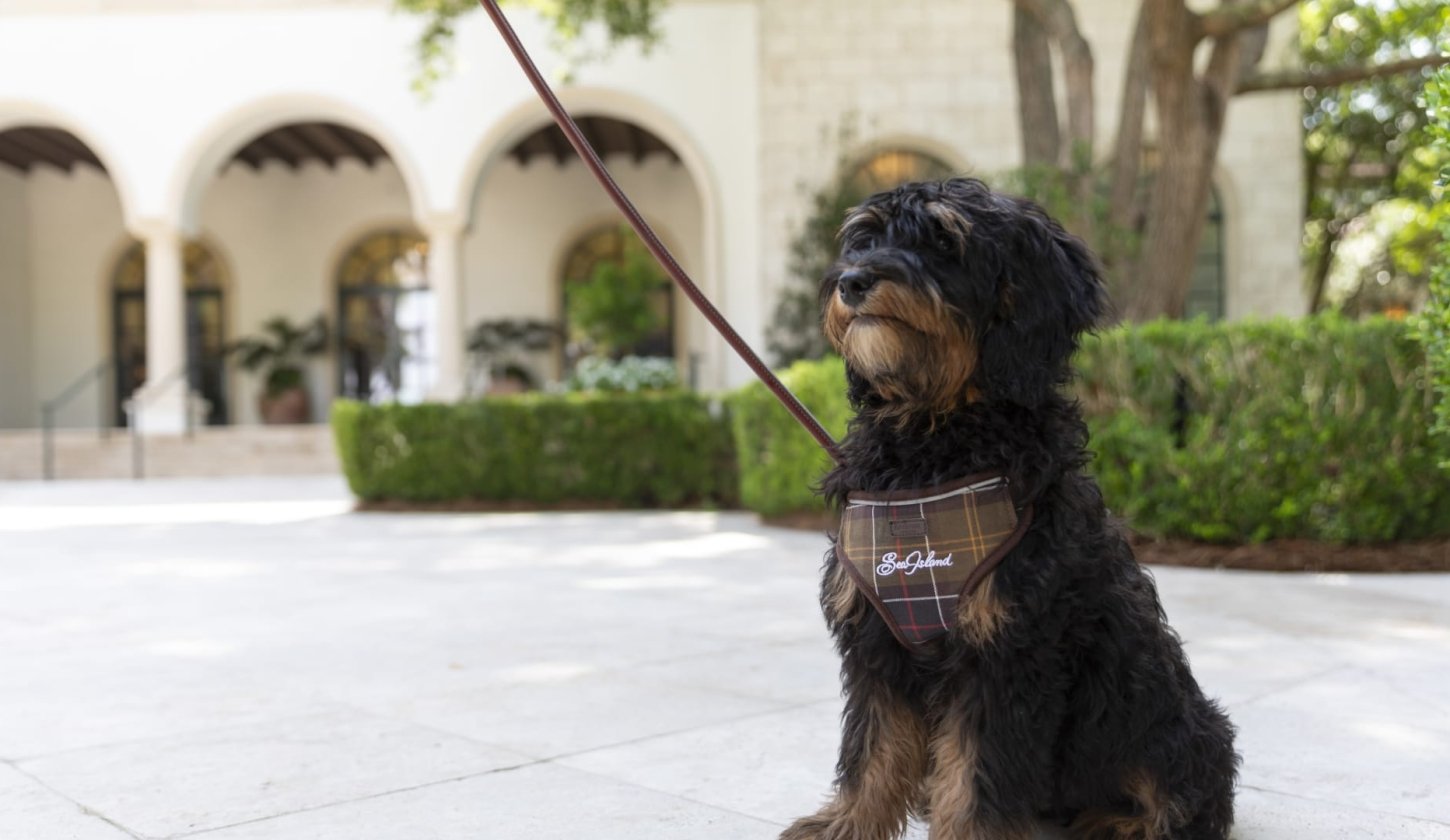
[0,477,1447,839]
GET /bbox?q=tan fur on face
[823,281,978,417]
[839,204,885,243]
[1069,772,1185,840]
[926,201,973,259]
[782,695,928,840]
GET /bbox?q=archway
[186,117,421,422]
[559,223,678,369]
[334,229,432,403]
[846,147,957,194]
[464,110,705,387]
[0,123,128,429]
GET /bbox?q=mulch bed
[1129,534,1450,573]
[762,511,1449,573]
[356,501,1448,573]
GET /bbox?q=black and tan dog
[785,178,1237,840]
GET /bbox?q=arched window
[1186,189,1226,320]
[111,241,228,426]
[560,225,675,367]
[336,230,433,404]
[847,149,956,195]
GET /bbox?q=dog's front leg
[782,677,927,840]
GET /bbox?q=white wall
[200,158,414,424]
[466,154,703,383]
[25,167,126,430]
[0,166,32,427]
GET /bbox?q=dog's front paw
[781,814,837,840]
[780,812,883,840]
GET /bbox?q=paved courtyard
[0,477,1447,839]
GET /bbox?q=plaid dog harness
[836,475,1032,650]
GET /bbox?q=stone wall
[755,0,1305,322]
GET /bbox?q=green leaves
[332,390,734,506]
[566,227,669,356]
[394,0,667,95]
[732,317,1450,542]
[724,356,851,517]
[1301,0,1450,310]
[1077,314,1450,542]
[226,314,328,398]
[1412,66,1450,460]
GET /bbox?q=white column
[131,219,192,434]
[425,215,467,401]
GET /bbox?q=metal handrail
[40,358,113,481]
[126,363,197,480]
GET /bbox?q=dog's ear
[976,205,1106,408]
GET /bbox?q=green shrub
[728,317,1450,542]
[1078,315,1450,542]
[331,391,736,507]
[724,356,853,516]
[1417,67,1450,459]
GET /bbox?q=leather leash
[477,0,844,465]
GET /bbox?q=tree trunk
[1124,0,1264,321]
[1013,4,1061,167]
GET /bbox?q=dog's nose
[838,270,877,307]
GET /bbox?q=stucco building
[0,0,1304,439]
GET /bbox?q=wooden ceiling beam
[297,123,351,168]
[0,129,76,172]
[329,125,384,168]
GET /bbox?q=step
[0,425,341,481]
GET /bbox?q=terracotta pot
[258,386,311,424]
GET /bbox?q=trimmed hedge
[332,391,736,507]
[728,316,1450,543]
[723,356,853,517]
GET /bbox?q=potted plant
[228,314,329,424]
[567,229,670,362]
[466,318,561,395]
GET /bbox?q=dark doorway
[111,241,229,426]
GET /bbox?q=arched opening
[559,223,676,369]
[110,240,230,426]
[0,123,127,429]
[464,111,703,386]
[334,229,432,404]
[846,148,956,195]
[1186,189,1226,321]
[190,118,419,423]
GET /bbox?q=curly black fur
[790,178,1238,840]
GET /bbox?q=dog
[783,178,1237,840]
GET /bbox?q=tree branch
[1198,0,1299,39]
[1238,54,1450,94]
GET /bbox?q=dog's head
[822,177,1105,416]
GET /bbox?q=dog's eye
[934,233,955,253]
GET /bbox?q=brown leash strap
[477,0,844,465]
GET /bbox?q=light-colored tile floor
[0,477,1446,839]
